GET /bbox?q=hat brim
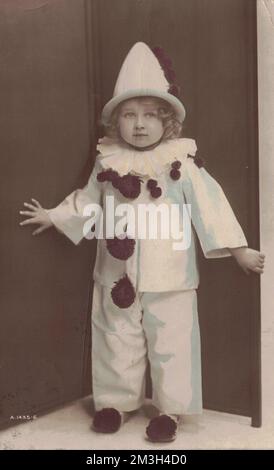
[101,89,186,125]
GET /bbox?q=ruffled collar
[96,136,197,177]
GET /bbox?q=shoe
[146,414,178,442]
[93,408,122,433]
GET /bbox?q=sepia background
[0,0,273,449]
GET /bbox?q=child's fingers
[253,266,264,274]
[31,198,42,208]
[255,256,265,265]
[254,255,264,266]
[19,218,36,226]
[23,202,37,210]
[259,253,265,259]
[19,210,36,217]
[32,226,46,236]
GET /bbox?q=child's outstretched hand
[19,198,53,236]
[229,247,265,275]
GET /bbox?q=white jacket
[47,137,247,292]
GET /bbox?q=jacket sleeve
[182,158,248,258]
[46,157,102,245]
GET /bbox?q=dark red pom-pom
[152,46,178,84]
[118,174,142,199]
[168,84,180,97]
[146,415,177,442]
[161,57,172,69]
[97,169,119,183]
[147,179,158,190]
[150,187,162,198]
[187,154,205,169]
[97,171,107,182]
[152,47,173,72]
[108,170,119,182]
[194,156,205,168]
[106,236,135,260]
[171,160,181,170]
[112,177,121,189]
[165,68,176,83]
[152,46,166,60]
[170,169,181,180]
[93,408,122,433]
[111,275,136,308]
[103,169,115,181]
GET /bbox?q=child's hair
[103,96,183,141]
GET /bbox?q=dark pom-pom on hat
[152,46,167,61]
[152,45,180,98]
[111,274,136,308]
[168,84,180,98]
[161,56,172,69]
[165,68,176,83]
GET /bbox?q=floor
[0,396,273,450]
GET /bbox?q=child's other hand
[230,247,265,275]
[19,198,53,236]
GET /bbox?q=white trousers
[91,281,203,415]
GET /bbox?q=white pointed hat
[101,42,186,125]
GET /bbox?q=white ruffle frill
[96,136,197,177]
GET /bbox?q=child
[19,42,265,442]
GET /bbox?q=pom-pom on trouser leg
[91,281,147,412]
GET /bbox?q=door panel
[0,0,96,425]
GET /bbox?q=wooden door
[0,0,97,426]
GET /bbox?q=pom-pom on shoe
[146,414,178,442]
[93,408,123,433]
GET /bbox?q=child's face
[117,98,164,148]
